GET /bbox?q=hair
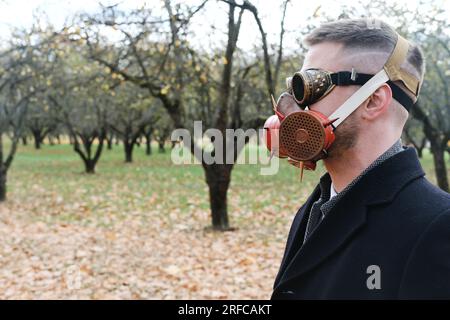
[304,18,425,126]
[304,19,424,82]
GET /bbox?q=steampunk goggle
[286,68,415,111]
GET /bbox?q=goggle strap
[331,71,372,86]
[329,69,389,128]
[330,71,413,111]
[387,81,413,111]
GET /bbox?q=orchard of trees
[0,0,449,230]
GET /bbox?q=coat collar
[274,147,425,291]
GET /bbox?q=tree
[402,118,427,158]
[154,115,173,153]
[0,82,33,201]
[107,83,157,162]
[408,14,450,191]
[25,98,57,149]
[78,0,289,230]
[47,36,112,174]
[0,27,55,201]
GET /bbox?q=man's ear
[362,83,392,120]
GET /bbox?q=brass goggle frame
[286,68,336,108]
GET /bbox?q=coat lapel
[275,187,368,289]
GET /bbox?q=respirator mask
[264,33,420,179]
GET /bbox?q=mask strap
[329,69,389,128]
[384,34,420,96]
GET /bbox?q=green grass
[2,140,446,229]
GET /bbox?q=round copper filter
[279,111,326,161]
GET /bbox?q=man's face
[301,42,362,158]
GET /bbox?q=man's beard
[327,112,360,159]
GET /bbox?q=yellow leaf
[160,84,171,95]
[200,73,207,84]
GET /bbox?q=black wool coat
[271,147,450,299]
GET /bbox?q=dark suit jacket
[271,147,450,299]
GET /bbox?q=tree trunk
[84,160,96,174]
[145,135,152,156]
[144,129,153,156]
[411,103,448,192]
[106,132,113,150]
[30,128,48,149]
[33,132,42,149]
[74,134,105,175]
[417,148,423,158]
[204,164,233,231]
[430,141,449,192]
[0,167,6,202]
[417,137,427,158]
[124,142,134,163]
[158,140,165,153]
[22,137,28,146]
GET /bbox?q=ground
[0,141,441,299]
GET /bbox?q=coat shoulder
[398,205,450,298]
[394,176,450,219]
[393,177,450,298]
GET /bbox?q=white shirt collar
[330,182,338,200]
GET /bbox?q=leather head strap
[383,33,420,96]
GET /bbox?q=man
[271,19,450,299]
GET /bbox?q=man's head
[301,19,425,158]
